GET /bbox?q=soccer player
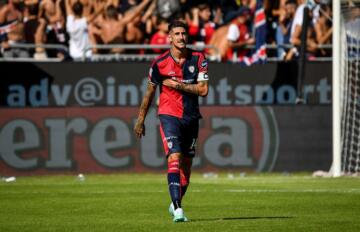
[134,20,209,222]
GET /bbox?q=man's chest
[159,60,198,84]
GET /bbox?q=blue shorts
[159,114,199,158]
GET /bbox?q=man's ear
[168,34,172,42]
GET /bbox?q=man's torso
[149,49,208,120]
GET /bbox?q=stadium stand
[0,0,336,62]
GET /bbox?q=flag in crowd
[239,0,267,66]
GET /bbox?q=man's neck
[170,46,187,63]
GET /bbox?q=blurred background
[0,0,359,176]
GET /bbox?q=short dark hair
[157,17,168,26]
[72,1,83,17]
[285,0,297,5]
[106,5,118,20]
[168,20,188,32]
[198,3,210,11]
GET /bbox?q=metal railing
[83,43,334,62]
[0,42,335,62]
[82,44,222,62]
[0,43,68,62]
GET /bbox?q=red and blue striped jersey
[148,49,209,120]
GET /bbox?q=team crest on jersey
[167,141,173,149]
[188,66,195,73]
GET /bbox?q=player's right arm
[134,62,161,138]
[134,82,157,138]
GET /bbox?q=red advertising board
[0,106,279,175]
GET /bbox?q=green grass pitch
[1,173,359,232]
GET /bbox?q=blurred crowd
[0,0,335,61]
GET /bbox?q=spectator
[79,0,92,17]
[89,4,124,54]
[225,7,255,61]
[37,0,67,58]
[314,3,332,56]
[156,0,180,20]
[125,7,144,44]
[149,17,169,53]
[264,0,286,51]
[140,0,156,44]
[88,0,151,54]
[65,0,105,60]
[0,0,29,58]
[286,19,318,60]
[34,16,50,59]
[188,3,217,46]
[289,0,324,46]
[276,0,297,59]
[207,24,229,60]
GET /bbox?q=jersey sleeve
[148,62,162,85]
[197,53,209,82]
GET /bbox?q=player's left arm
[163,52,209,97]
[163,79,208,97]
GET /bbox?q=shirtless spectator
[89,0,151,54]
[207,24,229,60]
[314,3,332,56]
[36,0,67,58]
[89,5,124,53]
[125,6,144,45]
[79,0,91,17]
[140,0,156,45]
[0,0,29,58]
[287,15,318,60]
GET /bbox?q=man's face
[158,21,169,33]
[285,3,297,17]
[236,15,246,24]
[199,7,211,22]
[169,27,188,49]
